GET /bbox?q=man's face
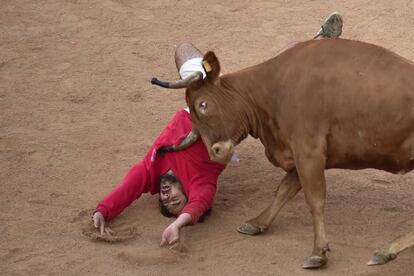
[159,179,187,215]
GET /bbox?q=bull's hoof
[367,251,397,266]
[302,255,328,269]
[237,223,262,235]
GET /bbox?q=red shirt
[96,110,226,224]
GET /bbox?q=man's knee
[175,43,194,55]
[175,43,203,71]
[175,43,200,60]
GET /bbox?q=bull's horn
[158,128,200,154]
[151,71,203,89]
[175,127,200,150]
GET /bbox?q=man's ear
[202,51,220,84]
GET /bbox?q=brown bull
[151,38,414,268]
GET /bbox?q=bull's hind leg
[295,147,330,269]
[368,230,414,266]
[237,170,301,235]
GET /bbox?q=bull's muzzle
[210,140,234,164]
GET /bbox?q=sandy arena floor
[1,0,413,275]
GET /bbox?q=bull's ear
[202,51,220,84]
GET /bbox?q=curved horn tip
[151,77,170,88]
[151,71,203,89]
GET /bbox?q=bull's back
[270,39,414,173]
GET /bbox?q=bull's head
[152,52,248,164]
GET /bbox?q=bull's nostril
[214,147,220,155]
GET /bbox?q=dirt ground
[1,0,413,275]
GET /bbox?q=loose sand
[1,1,413,275]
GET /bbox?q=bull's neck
[215,83,254,144]
[220,63,277,143]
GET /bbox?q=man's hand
[160,213,192,247]
[92,211,113,236]
[160,223,180,247]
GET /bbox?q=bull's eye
[199,101,207,114]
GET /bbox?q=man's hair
[157,172,211,222]
[158,198,212,222]
[158,198,176,218]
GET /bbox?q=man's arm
[96,160,151,221]
[179,176,218,224]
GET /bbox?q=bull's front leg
[295,148,329,269]
[237,170,302,235]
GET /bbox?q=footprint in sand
[74,209,141,243]
[82,223,140,243]
[116,247,188,266]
